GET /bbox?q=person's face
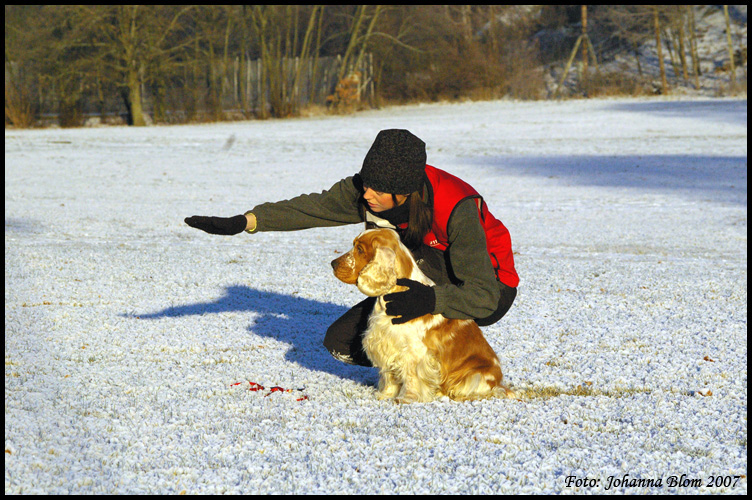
[363,187,407,212]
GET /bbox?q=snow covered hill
[545,5,747,97]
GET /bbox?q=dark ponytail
[402,191,433,250]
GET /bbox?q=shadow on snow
[472,154,746,205]
[127,285,376,384]
[467,100,747,205]
[605,99,747,126]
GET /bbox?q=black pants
[322,282,517,367]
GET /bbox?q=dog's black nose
[330,259,338,270]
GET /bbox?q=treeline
[5,6,746,128]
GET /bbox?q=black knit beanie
[360,129,427,194]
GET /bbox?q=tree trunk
[653,7,669,94]
[676,7,689,82]
[723,5,736,87]
[688,5,701,88]
[126,63,146,126]
[337,5,367,82]
[119,6,146,126]
[581,5,588,92]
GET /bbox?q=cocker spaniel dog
[331,228,514,403]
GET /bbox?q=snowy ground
[5,97,747,494]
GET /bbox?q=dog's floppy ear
[357,246,397,296]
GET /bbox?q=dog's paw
[376,391,397,401]
[376,381,401,400]
[395,391,437,404]
[494,384,516,399]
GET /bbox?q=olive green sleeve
[432,199,501,319]
[247,176,364,232]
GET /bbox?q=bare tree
[248,5,325,118]
[723,5,737,88]
[687,6,701,89]
[335,5,384,83]
[73,6,193,126]
[292,5,324,114]
[581,5,589,90]
[669,6,690,82]
[653,6,669,94]
[5,6,45,126]
[554,6,598,97]
[188,6,236,121]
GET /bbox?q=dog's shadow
[127,285,376,384]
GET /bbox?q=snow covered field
[5,97,747,494]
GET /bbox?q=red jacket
[423,165,519,288]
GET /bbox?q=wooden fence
[217,53,375,116]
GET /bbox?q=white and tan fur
[331,228,514,403]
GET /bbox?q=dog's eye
[356,245,365,254]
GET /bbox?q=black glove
[384,278,436,325]
[184,215,247,235]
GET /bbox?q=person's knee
[324,324,374,366]
[321,322,354,364]
[322,326,342,355]
[323,298,376,366]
